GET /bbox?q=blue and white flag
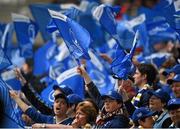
[111,31,139,80]
[1,70,21,90]
[48,10,91,61]
[93,4,120,41]
[147,18,179,45]
[0,23,6,41]
[0,78,24,127]
[0,23,14,57]
[86,50,114,94]
[33,40,56,76]
[41,67,84,105]
[12,13,38,58]
[0,46,12,72]
[29,3,61,41]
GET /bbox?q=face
[169,107,180,124]
[74,108,87,127]
[53,98,68,117]
[139,116,154,128]
[149,95,165,111]
[133,69,144,86]
[171,82,180,98]
[104,98,121,113]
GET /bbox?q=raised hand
[13,68,27,86]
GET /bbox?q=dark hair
[137,63,158,85]
[76,102,98,124]
[84,98,99,115]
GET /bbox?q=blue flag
[111,31,139,80]
[147,18,179,45]
[0,78,24,127]
[29,3,61,41]
[12,13,38,58]
[1,70,21,90]
[0,46,12,72]
[33,40,56,76]
[41,67,84,105]
[86,50,114,94]
[48,10,91,60]
[0,23,6,41]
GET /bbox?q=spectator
[10,91,73,125]
[132,107,155,128]
[167,98,180,128]
[149,89,172,128]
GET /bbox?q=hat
[167,74,180,85]
[167,98,180,110]
[53,85,73,96]
[67,94,83,105]
[132,107,154,121]
[101,90,123,102]
[149,89,170,103]
[163,64,180,76]
[54,93,68,103]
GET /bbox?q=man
[10,91,73,125]
[167,98,180,128]
[132,107,155,128]
[167,74,180,98]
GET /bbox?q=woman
[32,101,98,128]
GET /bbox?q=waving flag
[41,67,84,105]
[111,31,139,80]
[93,4,120,41]
[12,13,38,58]
[29,3,61,41]
[86,50,114,94]
[0,78,24,127]
[48,10,91,61]
[0,46,12,72]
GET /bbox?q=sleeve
[124,99,136,116]
[86,81,104,109]
[25,107,53,123]
[21,83,53,115]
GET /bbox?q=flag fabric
[0,46,12,72]
[93,4,120,42]
[33,40,56,76]
[86,50,114,94]
[29,3,61,41]
[111,31,139,80]
[0,78,24,128]
[41,67,84,105]
[0,23,14,58]
[147,18,179,45]
[0,23,6,41]
[48,10,91,60]
[1,70,21,90]
[12,13,38,58]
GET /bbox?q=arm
[77,66,103,108]
[14,68,53,115]
[32,123,73,128]
[9,90,29,112]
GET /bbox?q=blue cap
[101,90,123,102]
[54,93,68,103]
[67,94,83,105]
[167,74,180,85]
[163,64,180,76]
[149,89,170,103]
[132,107,154,121]
[167,98,180,110]
[53,85,73,96]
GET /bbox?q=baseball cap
[167,98,180,110]
[101,90,123,102]
[132,107,154,121]
[163,64,180,76]
[54,93,68,103]
[53,85,73,96]
[67,94,83,105]
[149,89,170,103]
[167,74,180,85]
